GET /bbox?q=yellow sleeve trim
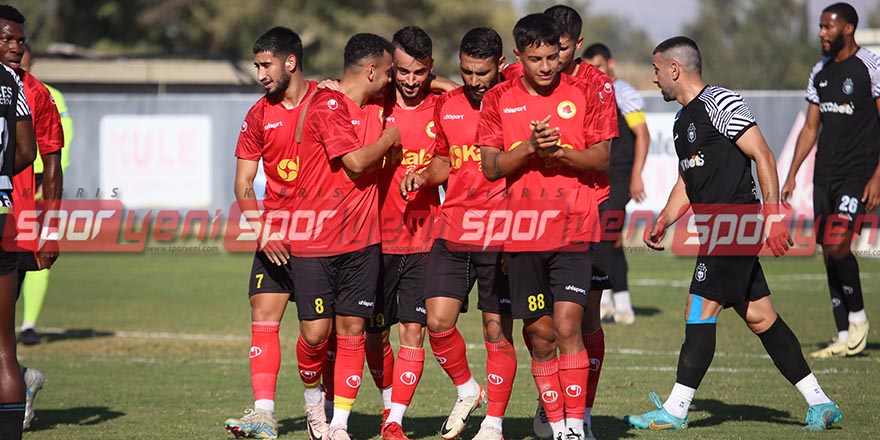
[624,110,646,129]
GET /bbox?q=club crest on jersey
[277,157,300,182]
[426,120,436,139]
[843,78,854,95]
[557,100,576,119]
[327,98,339,110]
[687,123,697,143]
[604,82,613,95]
[695,262,708,282]
[240,120,248,132]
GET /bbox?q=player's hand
[644,214,667,251]
[528,115,560,155]
[260,240,290,266]
[36,240,59,269]
[862,175,880,211]
[383,126,402,147]
[317,79,342,91]
[762,209,793,257]
[630,175,646,203]
[780,178,795,209]
[400,172,426,201]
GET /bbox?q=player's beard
[267,71,291,97]
[822,33,845,57]
[396,81,423,101]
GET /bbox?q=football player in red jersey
[225,26,318,440]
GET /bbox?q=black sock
[676,323,716,388]
[611,245,628,292]
[0,402,24,440]
[828,253,865,312]
[758,315,811,385]
[824,262,850,332]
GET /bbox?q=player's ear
[575,36,584,51]
[497,55,506,70]
[608,57,616,72]
[845,22,855,37]
[513,48,521,63]
[285,55,297,72]
[669,61,679,81]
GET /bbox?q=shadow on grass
[36,328,115,343]
[689,398,802,428]
[28,406,124,431]
[633,306,662,318]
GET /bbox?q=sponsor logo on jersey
[557,100,576,119]
[345,375,362,389]
[276,157,300,182]
[249,346,262,358]
[449,145,481,169]
[819,101,855,115]
[843,78,854,95]
[503,105,527,114]
[565,284,586,295]
[444,114,464,120]
[695,262,708,282]
[264,121,283,130]
[426,120,436,139]
[679,152,705,172]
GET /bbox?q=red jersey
[477,75,617,252]
[433,87,507,250]
[13,71,63,253]
[235,81,317,216]
[291,88,384,257]
[379,94,440,254]
[502,60,617,203]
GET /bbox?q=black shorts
[689,255,770,306]
[590,240,613,291]
[607,168,632,215]
[423,239,511,315]
[506,250,591,319]
[813,180,868,244]
[291,244,380,321]
[248,251,294,297]
[367,252,428,333]
[16,252,39,272]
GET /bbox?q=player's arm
[544,139,610,172]
[234,158,289,265]
[781,103,820,206]
[629,116,650,202]
[735,125,792,256]
[14,118,36,174]
[644,171,689,251]
[429,75,459,94]
[400,154,450,201]
[861,98,880,211]
[340,126,400,174]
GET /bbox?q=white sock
[387,402,407,425]
[549,420,566,437]
[456,377,480,398]
[585,407,592,428]
[381,386,393,410]
[600,289,613,308]
[304,387,323,405]
[255,399,274,413]
[613,290,633,313]
[849,309,868,324]
[837,330,849,343]
[481,415,503,430]
[663,383,695,419]
[795,374,832,406]
[565,418,584,435]
[20,322,35,332]
[330,407,350,427]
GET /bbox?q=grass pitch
[14,249,880,439]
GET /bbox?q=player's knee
[398,322,424,347]
[426,314,454,334]
[553,319,581,343]
[483,321,506,343]
[823,243,851,261]
[335,316,365,336]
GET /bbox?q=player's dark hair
[344,33,393,69]
[253,27,304,70]
[824,2,859,30]
[583,43,612,60]
[392,26,432,61]
[654,36,702,75]
[513,13,561,52]
[0,4,24,24]
[460,27,503,60]
[543,4,581,39]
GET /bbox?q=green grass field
[13,249,880,440]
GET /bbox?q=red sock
[584,328,605,409]
[522,325,534,355]
[322,334,337,398]
[334,334,366,411]
[485,340,516,418]
[366,342,395,390]
[428,328,472,386]
[532,358,564,423]
[391,346,424,406]
[559,350,589,420]
[250,321,281,402]
[296,335,329,388]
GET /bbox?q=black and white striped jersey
[806,47,880,185]
[674,85,758,205]
[0,64,29,194]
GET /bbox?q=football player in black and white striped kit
[626,36,842,432]
[782,1,875,360]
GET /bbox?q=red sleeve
[32,85,63,155]
[501,63,523,81]
[432,93,450,157]
[309,90,360,160]
[578,80,618,147]
[477,89,504,150]
[234,101,264,161]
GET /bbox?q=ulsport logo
[434,355,447,365]
[400,371,417,386]
[249,346,262,358]
[541,390,559,404]
[565,284,586,295]
[831,298,842,307]
[503,105,527,114]
[358,300,375,307]
[300,370,318,380]
[565,385,582,398]
[589,358,601,371]
[264,121,283,130]
[818,80,828,88]
[487,374,504,385]
[345,375,362,389]
[444,114,464,120]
